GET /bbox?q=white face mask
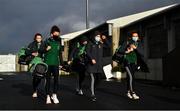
[132,37,138,42]
[95,36,101,42]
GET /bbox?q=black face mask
[53,36,60,41]
[53,35,59,38]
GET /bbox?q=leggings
[73,63,86,90]
[77,70,86,90]
[90,73,100,96]
[45,66,59,95]
[125,63,136,93]
[32,75,42,92]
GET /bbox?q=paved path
[0,72,180,110]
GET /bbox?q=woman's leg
[78,70,86,90]
[51,66,60,104]
[90,73,101,96]
[90,73,95,96]
[90,73,97,101]
[45,66,52,104]
[32,75,41,92]
[32,75,41,98]
[125,64,139,99]
[125,65,134,93]
[52,66,59,94]
[45,67,52,96]
[94,73,100,88]
[76,70,86,95]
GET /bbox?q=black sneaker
[91,96,97,102]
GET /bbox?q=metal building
[62,4,180,86]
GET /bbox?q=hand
[125,50,131,54]
[92,59,96,64]
[130,44,137,49]
[125,47,133,54]
[137,66,141,70]
[129,47,134,52]
[46,46,51,51]
[100,35,106,43]
[32,52,38,56]
[68,61,72,65]
[59,65,63,69]
[101,35,106,40]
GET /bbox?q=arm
[86,42,97,64]
[100,35,111,48]
[25,42,34,56]
[59,52,63,66]
[44,38,51,52]
[116,42,127,54]
[86,42,93,60]
[68,47,77,61]
[38,42,48,54]
[59,40,64,66]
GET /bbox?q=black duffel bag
[29,57,48,78]
[31,63,48,78]
[112,51,125,64]
[18,55,34,65]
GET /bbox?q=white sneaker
[78,90,84,95]
[132,93,140,100]
[127,92,133,99]
[76,89,84,95]
[32,92,37,98]
[51,94,59,104]
[46,95,52,104]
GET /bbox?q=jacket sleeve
[59,51,63,65]
[117,42,127,54]
[86,42,93,60]
[38,42,47,54]
[134,49,150,72]
[25,42,34,56]
[59,39,64,65]
[45,38,50,46]
[68,47,77,61]
[103,39,111,48]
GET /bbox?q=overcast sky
[0,0,180,54]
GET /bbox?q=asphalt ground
[0,72,180,110]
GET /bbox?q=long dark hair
[94,31,102,37]
[34,33,43,41]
